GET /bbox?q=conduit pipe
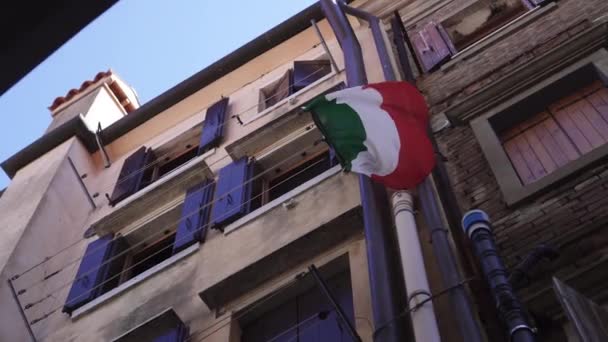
[391,191,441,342]
[462,210,536,342]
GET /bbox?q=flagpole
[319,1,409,342]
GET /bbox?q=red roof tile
[48,70,113,111]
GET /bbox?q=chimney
[46,70,140,133]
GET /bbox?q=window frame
[471,49,608,205]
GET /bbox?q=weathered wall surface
[0,139,99,341]
[404,0,608,332]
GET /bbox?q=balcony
[87,148,215,237]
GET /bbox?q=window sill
[440,3,557,72]
[223,165,342,235]
[87,148,216,237]
[71,243,200,320]
[243,70,343,126]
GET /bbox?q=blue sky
[0,0,317,188]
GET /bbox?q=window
[108,97,228,206]
[498,81,608,185]
[471,49,608,205]
[258,60,331,112]
[64,180,214,315]
[410,0,553,72]
[211,149,337,231]
[259,70,293,112]
[239,270,355,342]
[112,309,189,342]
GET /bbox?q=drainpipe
[391,191,441,342]
[462,210,536,342]
[319,1,408,341]
[342,2,485,340]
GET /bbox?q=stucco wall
[0,138,99,341]
[0,19,391,341]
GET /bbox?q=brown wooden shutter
[274,69,293,104]
[410,22,453,72]
[501,113,580,185]
[109,147,149,205]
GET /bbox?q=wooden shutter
[198,98,229,155]
[109,147,149,205]
[410,22,453,72]
[273,70,294,106]
[298,272,354,342]
[293,60,331,93]
[211,158,252,229]
[153,323,189,342]
[63,235,116,314]
[172,179,215,254]
[242,299,298,342]
[329,148,340,168]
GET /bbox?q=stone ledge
[445,21,608,122]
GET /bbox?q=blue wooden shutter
[172,179,215,254]
[329,148,340,168]
[62,235,116,314]
[297,272,355,342]
[101,236,128,294]
[198,97,229,155]
[109,147,149,205]
[153,323,189,342]
[293,60,331,93]
[211,158,252,229]
[242,299,298,342]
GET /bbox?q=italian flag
[305,81,435,190]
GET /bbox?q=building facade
[0,0,607,341]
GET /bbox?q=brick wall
[409,0,608,326]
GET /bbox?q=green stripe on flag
[304,96,367,171]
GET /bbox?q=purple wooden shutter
[172,179,215,254]
[211,158,252,229]
[109,146,149,205]
[293,60,332,93]
[62,235,115,314]
[198,98,229,155]
[410,22,453,72]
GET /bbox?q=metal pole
[462,210,536,342]
[308,265,362,342]
[7,279,37,342]
[340,4,395,81]
[419,179,484,342]
[67,157,96,209]
[390,12,415,83]
[310,19,340,72]
[319,1,408,341]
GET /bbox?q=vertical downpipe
[319,1,408,341]
[462,210,536,342]
[392,191,441,342]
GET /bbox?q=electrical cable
[20,139,326,302]
[371,277,476,339]
[11,62,339,281]
[27,154,334,323]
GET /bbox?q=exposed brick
[574,176,600,191]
